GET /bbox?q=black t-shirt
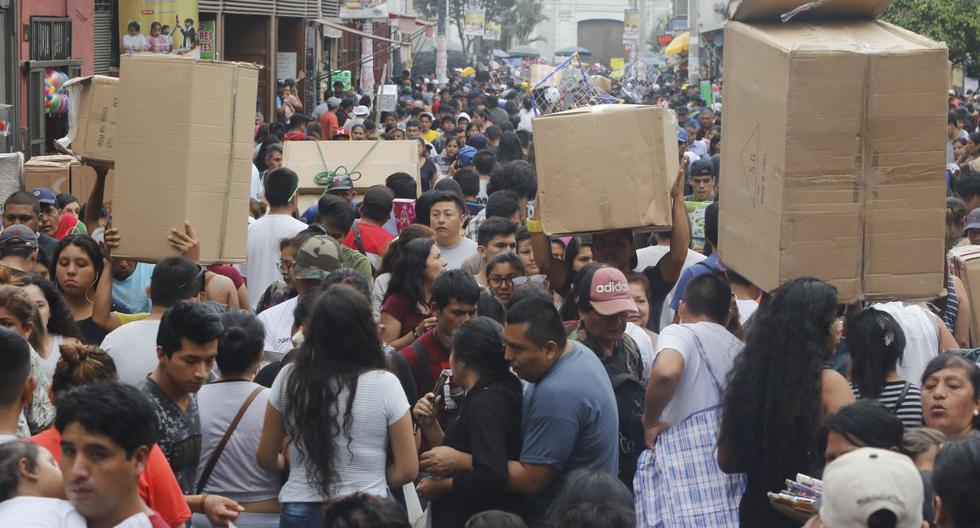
[642,259,675,333]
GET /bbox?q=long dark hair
[378,225,434,276]
[846,308,906,398]
[22,274,81,339]
[817,400,904,464]
[49,235,105,295]
[495,132,524,164]
[720,277,838,496]
[384,238,436,311]
[285,285,386,496]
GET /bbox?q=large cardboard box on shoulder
[532,104,677,234]
[24,155,114,201]
[56,75,119,166]
[111,55,259,263]
[284,140,419,194]
[949,246,980,341]
[718,0,948,303]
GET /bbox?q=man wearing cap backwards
[686,159,717,202]
[635,273,745,525]
[317,96,342,141]
[0,224,38,276]
[257,234,343,357]
[809,448,927,528]
[332,128,351,141]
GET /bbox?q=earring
[974,409,979,417]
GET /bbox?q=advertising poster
[623,9,640,43]
[198,19,215,60]
[341,0,390,19]
[484,20,501,41]
[464,9,486,37]
[119,0,199,55]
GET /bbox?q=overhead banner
[119,0,199,55]
[464,9,486,37]
[484,20,501,41]
[340,0,390,19]
[623,8,640,43]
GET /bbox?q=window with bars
[29,17,72,61]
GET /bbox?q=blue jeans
[279,502,323,528]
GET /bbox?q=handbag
[194,387,264,494]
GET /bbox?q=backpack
[609,371,646,490]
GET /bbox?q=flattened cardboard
[729,0,893,22]
[718,19,947,302]
[56,75,119,165]
[532,104,677,235]
[112,55,259,264]
[284,140,419,193]
[950,246,980,341]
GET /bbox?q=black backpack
[609,371,646,490]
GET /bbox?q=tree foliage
[882,0,979,75]
[412,0,546,58]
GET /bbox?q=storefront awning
[315,18,402,43]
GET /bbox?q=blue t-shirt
[112,262,155,314]
[669,253,724,311]
[520,341,619,527]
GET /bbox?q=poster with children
[119,0,199,55]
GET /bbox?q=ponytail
[845,308,906,398]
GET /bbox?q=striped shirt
[851,380,924,428]
[943,273,959,332]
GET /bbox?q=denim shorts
[278,502,323,528]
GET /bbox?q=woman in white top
[517,97,539,132]
[22,275,82,379]
[257,286,417,528]
[194,311,281,527]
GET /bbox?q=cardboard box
[379,85,398,113]
[69,165,114,206]
[56,75,119,165]
[111,55,259,264]
[532,104,677,234]
[718,0,948,302]
[284,140,419,193]
[0,153,22,207]
[950,245,980,341]
[25,155,73,193]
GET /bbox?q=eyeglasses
[512,274,548,287]
[277,259,295,272]
[176,265,206,294]
[488,275,520,287]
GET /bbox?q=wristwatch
[526,219,544,234]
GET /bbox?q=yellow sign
[463,9,485,37]
[119,0,199,55]
[611,57,625,71]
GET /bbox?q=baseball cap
[0,224,39,250]
[31,188,56,205]
[690,158,715,177]
[326,173,354,192]
[327,97,342,108]
[363,185,394,211]
[457,146,478,166]
[965,208,980,233]
[294,235,343,280]
[353,105,370,117]
[333,127,351,138]
[589,267,638,316]
[677,128,689,143]
[820,448,923,528]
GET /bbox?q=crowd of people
[0,64,979,528]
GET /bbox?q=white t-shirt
[0,497,86,527]
[736,299,759,325]
[438,236,478,270]
[196,381,281,503]
[372,272,391,321]
[258,296,298,357]
[246,214,307,310]
[633,248,707,330]
[655,321,743,426]
[269,366,410,502]
[250,164,264,201]
[39,334,64,380]
[100,320,162,386]
[625,322,656,381]
[873,302,940,385]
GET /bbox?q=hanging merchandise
[44,69,71,116]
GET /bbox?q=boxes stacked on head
[718,0,949,303]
